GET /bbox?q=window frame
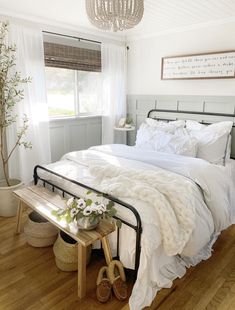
[46,67,102,119]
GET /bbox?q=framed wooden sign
[161,50,235,80]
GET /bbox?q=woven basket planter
[53,231,92,272]
[24,211,58,247]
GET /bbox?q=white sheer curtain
[101,43,127,144]
[6,22,51,184]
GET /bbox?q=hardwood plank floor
[1,211,235,310]
[0,211,133,310]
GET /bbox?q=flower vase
[77,217,99,230]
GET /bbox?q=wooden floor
[1,212,235,310]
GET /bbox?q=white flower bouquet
[52,191,122,230]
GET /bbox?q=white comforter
[89,145,235,231]
[40,145,235,310]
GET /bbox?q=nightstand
[114,126,136,144]
[114,126,135,132]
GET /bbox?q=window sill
[49,114,102,122]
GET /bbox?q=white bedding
[39,145,235,310]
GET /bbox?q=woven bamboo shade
[44,42,101,72]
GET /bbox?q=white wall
[127,22,235,96]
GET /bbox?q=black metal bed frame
[147,108,235,120]
[33,165,142,278]
[33,108,235,278]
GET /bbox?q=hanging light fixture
[85,0,144,32]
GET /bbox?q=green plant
[0,21,31,186]
[52,191,122,228]
[126,117,133,125]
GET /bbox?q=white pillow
[135,123,159,148]
[225,135,232,162]
[136,119,189,154]
[135,120,183,148]
[136,125,198,157]
[186,120,233,165]
[145,118,185,132]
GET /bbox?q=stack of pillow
[135,118,233,165]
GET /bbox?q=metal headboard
[147,109,235,121]
[147,108,235,160]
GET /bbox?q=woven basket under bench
[53,231,92,272]
[24,211,58,247]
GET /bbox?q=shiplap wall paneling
[178,100,204,112]
[49,116,102,162]
[136,99,156,113]
[87,122,102,147]
[156,98,177,110]
[126,98,137,146]
[127,95,235,158]
[69,124,87,152]
[204,101,235,114]
[126,97,136,115]
[50,126,67,162]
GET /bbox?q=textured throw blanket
[90,164,197,256]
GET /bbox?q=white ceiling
[0,0,235,40]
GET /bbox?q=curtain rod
[42,31,101,45]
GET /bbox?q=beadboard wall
[127,95,235,158]
[49,116,102,162]
[0,116,102,181]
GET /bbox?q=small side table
[114,126,135,132]
[114,126,135,144]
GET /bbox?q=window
[44,40,102,118]
[46,67,75,117]
[45,67,102,118]
[78,71,102,114]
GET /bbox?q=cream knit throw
[90,164,197,256]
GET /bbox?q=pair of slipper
[96,260,128,303]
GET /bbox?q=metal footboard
[33,165,142,278]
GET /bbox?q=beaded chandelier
[85,0,144,32]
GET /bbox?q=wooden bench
[14,185,115,299]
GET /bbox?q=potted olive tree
[0,22,31,217]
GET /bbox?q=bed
[34,109,235,310]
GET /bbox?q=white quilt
[39,145,235,310]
